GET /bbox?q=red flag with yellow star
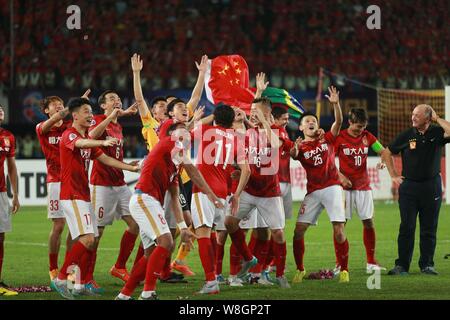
[204,55,255,112]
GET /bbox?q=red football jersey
[273,125,294,183]
[60,127,103,201]
[0,128,15,192]
[335,129,378,190]
[192,124,241,199]
[89,115,125,186]
[158,119,174,139]
[136,135,186,205]
[294,131,340,194]
[36,121,70,183]
[244,126,281,197]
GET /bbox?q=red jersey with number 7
[335,129,378,190]
[89,114,125,186]
[60,127,103,201]
[294,131,340,194]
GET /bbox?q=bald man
[382,104,450,275]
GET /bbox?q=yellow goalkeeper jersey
[140,103,194,184]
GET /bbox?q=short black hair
[213,104,235,129]
[166,122,186,136]
[67,97,93,113]
[150,96,167,108]
[166,98,185,117]
[98,90,117,106]
[272,106,288,120]
[299,111,318,124]
[348,108,368,124]
[253,97,272,108]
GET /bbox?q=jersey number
[50,200,59,211]
[354,156,362,166]
[214,140,232,169]
[313,155,323,166]
[84,214,91,226]
[98,207,104,219]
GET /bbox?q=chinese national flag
[204,55,255,113]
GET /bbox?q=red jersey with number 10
[89,114,125,186]
[294,131,340,194]
[60,127,103,201]
[335,129,378,190]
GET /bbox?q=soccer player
[225,89,291,288]
[291,86,350,283]
[0,104,20,296]
[115,122,222,300]
[87,90,140,291]
[190,104,250,294]
[334,108,386,273]
[50,97,139,299]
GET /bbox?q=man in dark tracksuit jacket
[382,104,450,275]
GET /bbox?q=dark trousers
[396,176,442,270]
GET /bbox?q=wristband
[177,221,188,230]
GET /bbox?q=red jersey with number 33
[294,131,340,194]
[89,115,125,186]
[60,127,103,201]
[36,121,70,183]
[0,128,15,192]
[335,129,378,190]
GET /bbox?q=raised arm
[131,53,151,118]
[6,157,20,214]
[39,107,70,134]
[96,153,139,172]
[431,107,450,138]
[187,55,208,116]
[254,72,269,99]
[325,86,343,137]
[89,108,121,139]
[254,106,281,149]
[75,137,117,149]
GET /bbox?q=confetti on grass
[306,269,334,280]
[10,286,52,293]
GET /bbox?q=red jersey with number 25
[89,115,125,186]
[335,129,378,190]
[294,131,340,194]
[60,127,103,201]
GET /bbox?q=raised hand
[195,55,208,74]
[81,89,91,99]
[315,128,325,140]
[256,72,269,92]
[325,86,339,104]
[120,102,139,117]
[131,53,143,72]
[102,138,118,147]
[193,106,205,122]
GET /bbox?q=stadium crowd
[0,0,448,91]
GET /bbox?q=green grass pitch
[1,201,450,300]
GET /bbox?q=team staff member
[382,104,450,275]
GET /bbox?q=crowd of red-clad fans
[0,0,448,91]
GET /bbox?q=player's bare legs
[293,222,309,283]
[215,230,228,283]
[160,228,186,283]
[48,218,65,280]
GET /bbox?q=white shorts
[47,182,64,219]
[191,192,226,229]
[0,192,11,233]
[163,191,177,229]
[214,196,263,230]
[91,185,132,227]
[297,185,346,225]
[235,191,284,230]
[129,193,169,250]
[344,190,374,220]
[280,182,293,219]
[61,200,99,240]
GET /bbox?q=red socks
[250,239,270,273]
[215,243,225,276]
[122,255,148,296]
[210,232,217,262]
[85,249,97,283]
[198,237,216,281]
[273,241,286,277]
[293,238,305,271]
[229,243,242,276]
[363,227,376,264]
[144,246,170,292]
[262,238,274,270]
[133,244,145,269]
[229,229,253,261]
[115,230,138,269]
[334,238,349,271]
[58,241,88,280]
[49,253,58,271]
[160,255,172,280]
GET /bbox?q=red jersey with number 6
[335,129,378,190]
[294,131,340,194]
[60,127,103,201]
[89,114,125,186]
